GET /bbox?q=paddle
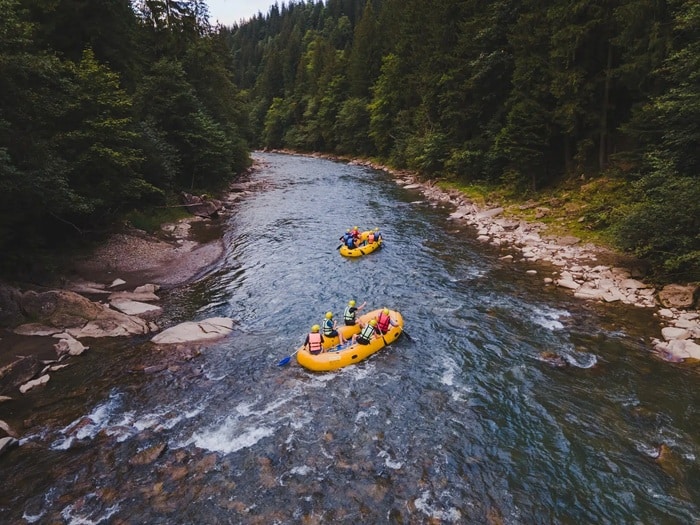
[277,348,300,366]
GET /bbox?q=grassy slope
[437,175,630,251]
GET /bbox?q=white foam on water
[564,350,598,369]
[60,502,120,525]
[354,406,379,424]
[377,449,403,470]
[189,418,275,454]
[413,491,462,523]
[22,511,44,523]
[50,391,206,450]
[51,394,124,449]
[531,306,570,330]
[434,355,472,402]
[289,465,314,476]
[440,364,455,387]
[233,400,256,416]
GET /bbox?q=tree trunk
[599,43,613,170]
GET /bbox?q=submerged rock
[537,351,568,368]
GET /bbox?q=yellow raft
[296,309,404,372]
[339,230,383,257]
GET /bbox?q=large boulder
[0,284,24,328]
[151,317,233,344]
[0,355,41,395]
[16,290,152,338]
[658,284,699,309]
[181,192,223,219]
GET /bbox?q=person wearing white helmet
[343,299,366,326]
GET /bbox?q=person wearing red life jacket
[350,226,361,243]
[375,308,399,334]
[303,324,325,355]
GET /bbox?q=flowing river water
[1,152,699,524]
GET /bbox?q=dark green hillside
[224,0,699,283]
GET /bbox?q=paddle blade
[336,244,342,250]
[277,355,292,366]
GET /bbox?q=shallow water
[1,152,698,524]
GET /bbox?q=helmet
[369,319,377,326]
[346,229,350,232]
[311,324,320,333]
[374,227,379,231]
[325,311,333,319]
[348,300,356,307]
[383,308,390,314]
[354,226,359,229]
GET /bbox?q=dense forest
[1,0,698,282]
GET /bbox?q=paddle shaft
[277,347,301,366]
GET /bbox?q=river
[1,152,698,524]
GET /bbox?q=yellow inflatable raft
[339,230,383,257]
[296,309,404,372]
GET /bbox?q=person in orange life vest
[303,324,325,355]
[365,230,376,244]
[351,319,379,345]
[343,299,366,326]
[322,311,347,344]
[375,308,399,334]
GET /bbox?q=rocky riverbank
[0,181,271,455]
[347,158,700,363]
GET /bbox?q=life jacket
[308,332,323,354]
[367,232,376,243]
[351,229,360,239]
[345,236,355,248]
[358,323,376,343]
[376,312,391,333]
[322,318,335,336]
[344,305,356,324]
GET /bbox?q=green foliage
[125,205,189,234]
[405,131,449,175]
[614,162,700,282]
[262,97,292,149]
[335,97,372,154]
[0,0,251,272]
